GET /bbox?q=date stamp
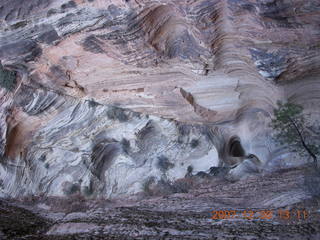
[211,209,309,220]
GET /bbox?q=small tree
[0,63,16,91]
[271,101,319,167]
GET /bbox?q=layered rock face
[0,0,320,198]
[1,166,320,239]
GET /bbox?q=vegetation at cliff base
[271,101,319,166]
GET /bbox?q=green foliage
[270,101,319,161]
[271,102,303,149]
[0,64,16,91]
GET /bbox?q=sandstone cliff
[1,0,320,198]
[0,0,320,238]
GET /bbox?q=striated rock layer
[0,0,319,198]
[1,166,320,239]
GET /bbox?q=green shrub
[0,64,16,91]
[270,101,319,166]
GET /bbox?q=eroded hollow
[228,136,245,157]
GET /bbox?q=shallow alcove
[228,136,245,157]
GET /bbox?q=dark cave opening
[229,136,245,157]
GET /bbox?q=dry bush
[143,177,195,196]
